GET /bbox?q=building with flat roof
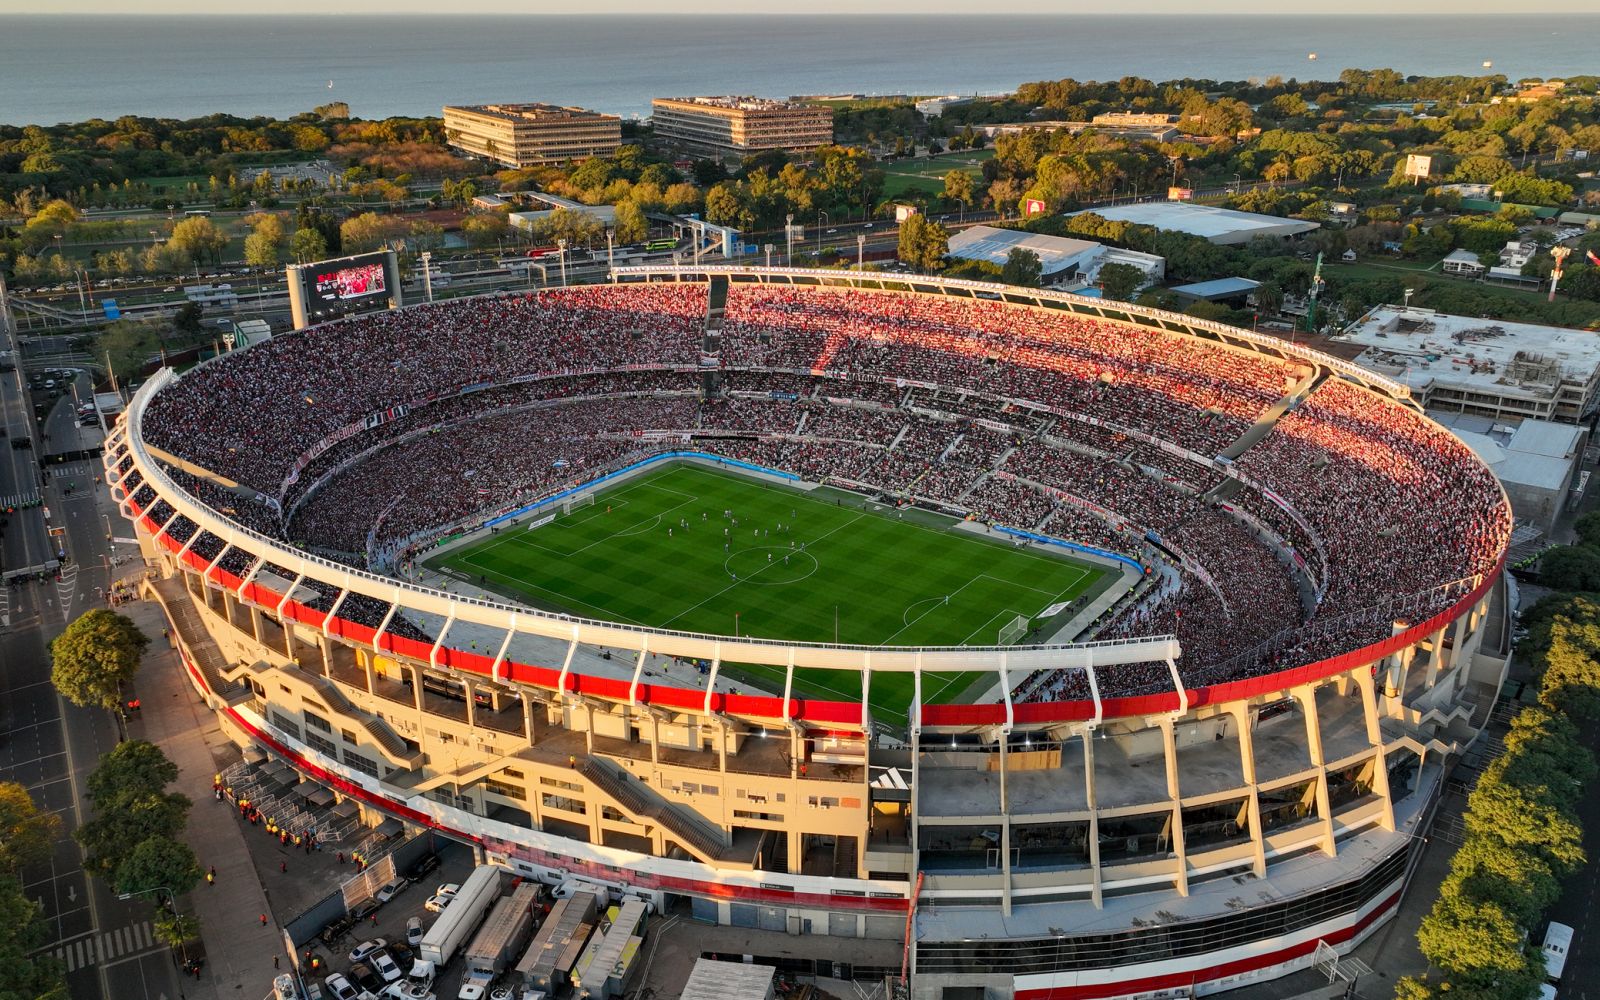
[945,225,1164,290]
[1071,201,1321,245]
[1430,412,1587,537]
[651,96,833,156]
[1170,276,1261,305]
[915,95,975,118]
[1342,305,1600,423]
[1091,111,1180,128]
[978,120,1180,144]
[680,958,777,1000]
[443,103,622,168]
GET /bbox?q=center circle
[723,547,819,585]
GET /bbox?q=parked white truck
[457,882,541,1000]
[409,865,505,989]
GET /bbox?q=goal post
[997,613,1030,645]
[562,493,595,516]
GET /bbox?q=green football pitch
[428,462,1109,717]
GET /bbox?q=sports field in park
[430,462,1108,718]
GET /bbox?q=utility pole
[857,233,866,270]
[419,250,434,303]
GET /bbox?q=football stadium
[111,267,1515,999]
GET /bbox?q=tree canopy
[50,609,149,712]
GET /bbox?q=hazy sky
[0,0,1578,12]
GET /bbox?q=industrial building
[442,103,622,168]
[1070,201,1322,245]
[1430,412,1588,538]
[1342,305,1600,423]
[945,225,1165,290]
[650,96,833,156]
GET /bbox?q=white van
[1542,921,1573,980]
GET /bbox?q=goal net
[562,493,595,516]
[997,614,1030,645]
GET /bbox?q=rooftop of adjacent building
[444,102,617,123]
[653,95,824,112]
[1428,411,1586,492]
[1340,305,1600,397]
[1071,201,1321,241]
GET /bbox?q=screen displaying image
[312,260,387,302]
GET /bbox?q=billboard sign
[1167,186,1194,201]
[1404,154,1433,179]
[1023,199,1047,216]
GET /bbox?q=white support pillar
[860,652,872,732]
[154,508,182,544]
[429,609,456,671]
[371,589,402,656]
[1229,703,1268,877]
[1083,729,1103,908]
[1159,718,1189,896]
[998,652,1013,916]
[556,629,579,700]
[629,639,650,706]
[276,572,305,618]
[703,646,722,716]
[490,614,518,684]
[204,542,232,584]
[1354,668,1396,832]
[1293,685,1337,858]
[321,587,350,637]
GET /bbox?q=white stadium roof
[1069,201,1320,244]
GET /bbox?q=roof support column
[1227,703,1268,877]
[1353,666,1395,832]
[1292,684,1336,858]
[998,652,1013,917]
[1158,717,1189,897]
[1082,727,1103,909]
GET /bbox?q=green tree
[897,213,950,272]
[113,838,202,898]
[289,226,328,264]
[50,609,149,712]
[531,207,604,248]
[0,782,61,876]
[96,320,162,383]
[612,199,649,245]
[1097,261,1145,300]
[242,213,285,268]
[77,741,190,880]
[1541,544,1600,591]
[165,215,227,266]
[0,878,67,1000]
[339,212,405,254]
[461,212,509,249]
[942,169,975,211]
[704,181,750,229]
[408,220,445,253]
[151,909,201,950]
[999,247,1043,287]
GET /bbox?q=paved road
[0,284,189,1000]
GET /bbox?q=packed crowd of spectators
[130,281,1509,703]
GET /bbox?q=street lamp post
[606,228,615,274]
[419,251,434,303]
[785,213,794,265]
[816,211,829,253]
[856,233,866,270]
[557,239,568,287]
[764,244,774,269]
[119,884,191,969]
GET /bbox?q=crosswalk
[48,462,92,480]
[1,490,41,509]
[47,921,155,971]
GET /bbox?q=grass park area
[429,462,1108,717]
[879,149,993,200]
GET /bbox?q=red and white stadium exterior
[108,268,1512,999]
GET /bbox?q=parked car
[323,973,359,1000]
[349,962,384,994]
[405,916,424,947]
[423,883,458,912]
[370,950,403,984]
[348,938,387,964]
[403,854,440,881]
[375,878,408,903]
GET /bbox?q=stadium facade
[110,270,1513,1000]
